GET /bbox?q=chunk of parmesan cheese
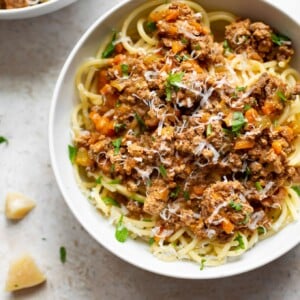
[5,192,36,220]
[5,255,46,292]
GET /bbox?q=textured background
[0,0,300,299]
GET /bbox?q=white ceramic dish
[0,0,77,19]
[49,0,300,279]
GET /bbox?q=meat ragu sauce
[0,0,47,9]
[74,2,300,243]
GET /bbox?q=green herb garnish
[102,196,120,207]
[110,164,115,173]
[277,91,287,102]
[60,246,67,263]
[115,215,128,243]
[112,138,122,155]
[200,258,206,271]
[170,186,180,199]
[229,200,242,211]
[134,112,147,133]
[121,64,129,77]
[146,21,157,32]
[234,233,245,249]
[149,237,155,245]
[255,182,263,191]
[165,72,184,101]
[109,178,122,184]
[257,226,266,235]
[159,165,167,178]
[194,44,201,51]
[68,145,77,164]
[243,104,252,111]
[114,123,126,133]
[206,124,212,137]
[102,31,117,58]
[183,190,190,200]
[223,39,232,53]
[181,38,188,44]
[236,86,246,92]
[96,176,102,184]
[292,186,300,196]
[232,112,247,133]
[241,213,250,225]
[0,136,8,144]
[271,33,291,46]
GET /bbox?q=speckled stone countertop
[1,0,300,299]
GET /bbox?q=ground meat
[225,19,294,62]
[143,179,169,216]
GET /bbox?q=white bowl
[49,0,300,279]
[0,0,77,19]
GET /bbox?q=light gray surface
[0,0,300,299]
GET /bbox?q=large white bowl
[49,0,300,279]
[0,0,77,19]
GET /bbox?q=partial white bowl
[49,0,300,279]
[0,0,77,19]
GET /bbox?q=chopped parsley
[60,246,67,263]
[206,123,212,137]
[271,33,291,46]
[114,123,126,133]
[146,21,157,32]
[146,178,152,187]
[223,40,232,53]
[231,112,247,133]
[68,145,77,164]
[121,64,129,77]
[241,213,250,225]
[194,44,201,51]
[234,233,245,250]
[110,164,115,173]
[134,112,147,133]
[112,138,122,155]
[183,190,190,200]
[95,176,102,184]
[229,200,242,211]
[181,37,188,44]
[115,215,128,243]
[159,165,167,178]
[200,258,206,271]
[245,167,251,177]
[102,31,117,58]
[277,91,287,102]
[243,104,252,111]
[0,136,8,144]
[102,196,120,207]
[165,72,184,101]
[109,178,122,184]
[149,237,155,245]
[236,86,246,92]
[291,185,300,196]
[257,226,266,235]
[170,186,180,199]
[255,181,263,191]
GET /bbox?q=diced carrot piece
[165,10,179,21]
[222,219,234,234]
[272,140,282,155]
[113,54,125,65]
[262,101,276,115]
[98,70,108,91]
[193,186,205,195]
[234,140,255,150]
[245,108,258,123]
[172,41,185,54]
[89,111,114,136]
[150,11,165,22]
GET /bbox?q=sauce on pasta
[71,0,300,267]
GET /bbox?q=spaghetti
[71,0,300,268]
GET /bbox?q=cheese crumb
[5,254,46,292]
[5,192,36,220]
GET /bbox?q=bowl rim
[49,0,300,279]
[0,0,77,19]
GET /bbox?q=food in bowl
[0,0,48,9]
[70,0,300,268]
